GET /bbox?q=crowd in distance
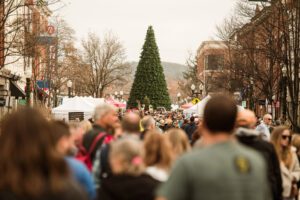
[0,94,299,200]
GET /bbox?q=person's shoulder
[65,157,89,173]
[107,173,159,187]
[146,166,169,182]
[66,157,83,166]
[178,141,264,164]
[291,149,298,160]
[234,142,265,163]
[198,141,264,163]
[86,126,100,136]
[82,128,94,142]
[140,173,161,184]
[253,139,275,151]
[173,144,234,174]
[57,180,88,200]
[255,123,262,129]
[178,147,210,164]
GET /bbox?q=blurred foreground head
[203,95,237,135]
[263,113,273,126]
[144,132,173,170]
[94,103,118,129]
[141,116,156,131]
[109,138,144,176]
[50,120,74,156]
[236,109,257,129]
[165,128,191,157]
[0,108,69,197]
[121,112,141,134]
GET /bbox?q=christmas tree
[128,26,171,109]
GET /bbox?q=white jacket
[146,166,169,182]
[280,151,300,197]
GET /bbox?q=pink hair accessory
[132,156,142,165]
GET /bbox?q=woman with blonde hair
[144,132,173,182]
[98,138,159,200]
[79,120,92,133]
[271,126,300,200]
[165,128,191,158]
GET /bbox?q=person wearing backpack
[92,112,142,189]
[82,104,119,165]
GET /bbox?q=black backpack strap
[100,144,112,179]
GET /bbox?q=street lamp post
[114,91,124,101]
[67,80,72,98]
[25,70,32,106]
[191,84,196,97]
[199,84,204,98]
[282,66,287,120]
[98,83,102,97]
[191,84,204,98]
[250,77,254,110]
[120,91,124,101]
[114,91,118,100]
[55,89,59,107]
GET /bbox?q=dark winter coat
[184,122,197,141]
[237,134,283,200]
[98,174,159,200]
[82,125,108,162]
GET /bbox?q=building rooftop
[197,41,228,55]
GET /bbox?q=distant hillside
[129,61,187,79]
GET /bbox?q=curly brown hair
[0,108,70,198]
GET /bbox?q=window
[205,55,224,70]
[69,112,84,121]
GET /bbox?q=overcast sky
[59,0,237,64]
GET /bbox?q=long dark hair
[0,108,70,197]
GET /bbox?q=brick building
[196,41,229,95]
[229,3,286,118]
[0,0,52,116]
[228,0,300,121]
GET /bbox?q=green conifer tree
[128,26,171,109]
[143,96,150,111]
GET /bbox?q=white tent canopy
[171,104,179,111]
[52,96,105,121]
[183,95,244,118]
[183,95,211,117]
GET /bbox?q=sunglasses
[281,135,292,141]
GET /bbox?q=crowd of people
[0,94,300,200]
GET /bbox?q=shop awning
[10,81,25,98]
